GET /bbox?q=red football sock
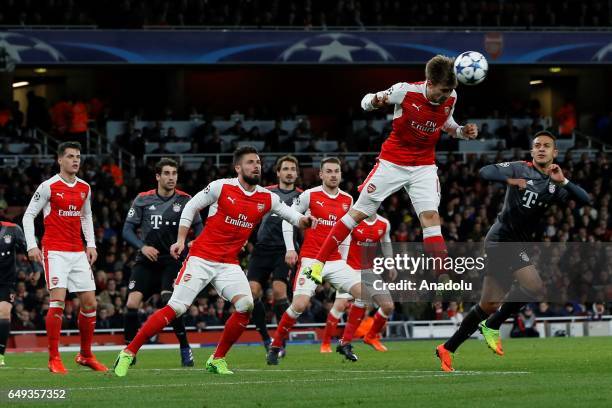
[366,309,388,338]
[315,218,353,262]
[423,234,448,276]
[322,313,340,344]
[126,305,176,355]
[213,311,250,359]
[271,312,297,348]
[341,304,365,344]
[46,303,64,359]
[78,309,97,358]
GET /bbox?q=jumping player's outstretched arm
[360,82,409,111]
[22,183,51,263]
[171,180,221,258]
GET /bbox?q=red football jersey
[363,81,457,166]
[290,186,353,261]
[346,215,391,270]
[23,174,95,252]
[179,178,302,264]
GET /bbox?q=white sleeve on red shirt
[361,82,409,111]
[80,189,96,248]
[338,234,351,261]
[442,93,464,138]
[282,189,311,251]
[179,180,222,228]
[271,193,303,227]
[380,218,394,259]
[22,182,51,251]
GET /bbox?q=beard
[243,173,260,186]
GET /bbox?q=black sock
[486,302,526,330]
[444,305,489,353]
[273,298,289,323]
[171,315,190,349]
[251,298,270,342]
[124,308,140,344]
[0,319,9,355]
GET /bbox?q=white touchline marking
[63,372,531,391]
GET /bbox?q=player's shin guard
[46,300,65,359]
[213,311,251,359]
[0,318,9,355]
[78,309,96,358]
[251,299,271,342]
[322,308,342,344]
[443,304,489,353]
[124,307,140,344]
[341,302,366,344]
[486,302,526,330]
[315,214,357,262]
[423,227,448,276]
[271,307,300,348]
[367,308,388,338]
[126,305,176,355]
[273,298,289,323]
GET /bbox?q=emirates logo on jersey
[58,205,81,217]
[224,213,254,229]
[257,203,265,212]
[3,234,11,244]
[51,277,59,286]
[183,273,192,282]
[367,183,377,193]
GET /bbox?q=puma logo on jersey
[357,229,364,234]
[56,192,64,199]
[412,103,421,111]
[227,196,236,204]
[316,200,324,207]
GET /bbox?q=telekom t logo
[151,214,163,229]
[522,191,538,208]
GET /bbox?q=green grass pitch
[1,337,611,407]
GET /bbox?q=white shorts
[293,258,361,298]
[171,256,251,308]
[43,250,95,292]
[354,159,440,216]
[335,267,392,301]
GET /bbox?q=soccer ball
[454,51,488,86]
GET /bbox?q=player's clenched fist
[28,247,43,264]
[371,92,389,108]
[462,123,479,139]
[547,164,566,184]
[285,250,299,267]
[298,215,317,229]
[170,241,185,259]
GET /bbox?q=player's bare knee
[167,299,188,316]
[348,283,363,300]
[349,208,368,223]
[233,295,254,313]
[379,301,394,316]
[419,210,440,226]
[290,296,309,314]
[249,281,262,299]
[272,281,287,300]
[333,299,348,313]
[479,302,501,315]
[0,302,11,319]
[126,292,143,309]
